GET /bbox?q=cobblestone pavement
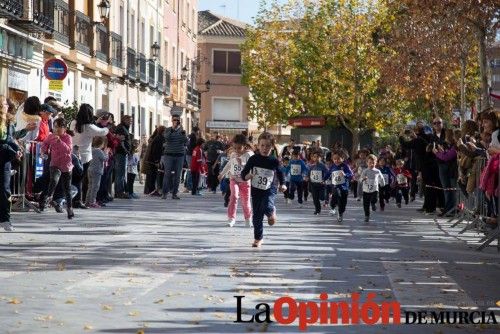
[0,190,499,333]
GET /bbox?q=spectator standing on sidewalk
[113,115,132,199]
[204,134,226,193]
[161,115,188,199]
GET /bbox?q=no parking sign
[44,58,68,91]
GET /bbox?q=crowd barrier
[10,141,42,213]
[447,157,499,251]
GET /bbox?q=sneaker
[161,195,167,200]
[245,219,253,227]
[410,196,416,202]
[299,204,303,208]
[364,216,369,223]
[252,239,263,248]
[130,193,140,199]
[227,219,236,227]
[89,203,101,208]
[67,207,74,220]
[405,200,409,205]
[285,198,290,204]
[172,195,180,200]
[338,214,343,223]
[53,203,64,213]
[1,222,14,232]
[314,211,320,216]
[98,202,107,207]
[397,203,402,208]
[329,209,336,216]
[371,204,377,211]
[357,198,361,202]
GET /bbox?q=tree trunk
[351,129,360,158]
[460,55,467,120]
[477,26,490,111]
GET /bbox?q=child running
[219,134,254,227]
[378,157,395,211]
[361,154,386,222]
[328,150,353,222]
[393,159,412,208]
[40,118,74,219]
[286,150,308,207]
[241,132,286,248]
[306,149,329,216]
[280,157,291,203]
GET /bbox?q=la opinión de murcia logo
[234,293,498,330]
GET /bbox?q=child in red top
[40,118,75,219]
[190,138,206,196]
[393,159,412,208]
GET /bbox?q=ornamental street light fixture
[92,0,111,25]
[180,65,189,80]
[151,42,161,60]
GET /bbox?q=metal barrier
[10,141,42,213]
[447,156,499,251]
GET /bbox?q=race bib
[382,173,389,185]
[290,164,301,176]
[230,159,243,176]
[363,178,376,192]
[332,170,345,185]
[397,174,408,185]
[310,170,323,183]
[251,167,274,190]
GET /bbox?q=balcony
[74,10,91,54]
[9,0,53,33]
[138,53,147,85]
[192,89,199,108]
[0,0,23,20]
[164,70,171,96]
[95,24,108,63]
[52,0,69,44]
[148,60,156,88]
[110,32,122,68]
[157,65,164,92]
[126,47,137,80]
[187,82,193,104]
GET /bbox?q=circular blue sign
[44,58,68,81]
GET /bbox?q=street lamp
[151,42,160,60]
[181,65,189,80]
[92,0,111,25]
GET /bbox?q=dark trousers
[251,191,276,241]
[325,184,333,203]
[379,185,391,209]
[303,180,309,201]
[73,162,89,205]
[331,187,348,215]
[310,183,324,213]
[289,180,303,203]
[363,191,378,217]
[396,187,409,205]
[47,167,72,209]
[144,170,158,194]
[127,173,136,194]
[283,181,290,199]
[410,169,418,199]
[0,161,12,222]
[191,171,200,195]
[207,161,219,192]
[97,163,113,201]
[351,180,359,198]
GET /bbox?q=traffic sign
[44,58,68,81]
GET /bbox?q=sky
[198,0,287,24]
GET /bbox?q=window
[213,98,241,121]
[164,41,169,68]
[213,50,241,74]
[54,0,69,41]
[141,20,145,53]
[129,12,135,48]
[119,5,124,36]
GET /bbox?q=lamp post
[151,41,160,60]
[92,0,110,25]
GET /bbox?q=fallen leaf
[154,299,164,304]
[8,298,22,305]
[137,330,145,334]
[496,301,500,307]
[83,324,93,330]
[129,311,140,317]
[65,299,75,304]
[102,304,113,311]
[34,315,53,322]
[57,262,66,271]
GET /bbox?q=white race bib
[251,167,274,190]
[382,173,389,185]
[290,164,301,176]
[332,170,345,185]
[310,170,323,183]
[230,159,243,177]
[397,174,408,185]
[363,178,376,192]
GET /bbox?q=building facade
[0,0,198,138]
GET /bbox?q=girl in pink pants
[219,134,254,227]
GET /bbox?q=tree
[242,0,411,155]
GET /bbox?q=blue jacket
[379,166,395,186]
[327,163,353,191]
[307,162,329,184]
[285,159,308,182]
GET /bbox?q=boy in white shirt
[360,154,386,222]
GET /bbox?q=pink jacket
[480,153,499,198]
[41,133,73,172]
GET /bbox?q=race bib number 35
[310,170,322,183]
[290,164,301,176]
[252,167,274,190]
[332,170,345,185]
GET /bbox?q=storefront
[205,120,248,136]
